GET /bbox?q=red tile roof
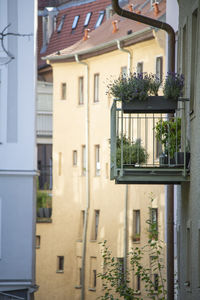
[38,0,111,68]
[46,0,166,61]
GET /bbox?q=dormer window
[72,15,79,30]
[84,12,92,27]
[95,11,105,28]
[57,14,66,33]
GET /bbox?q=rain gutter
[44,27,153,63]
[112,1,175,299]
[75,54,89,300]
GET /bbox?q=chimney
[83,28,90,41]
[128,4,134,12]
[153,2,160,16]
[112,20,118,33]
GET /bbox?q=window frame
[73,150,77,166]
[95,145,100,176]
[82,145,86,176]
[84,12,92,27]
[78,76,84,105]
[137,62,143,75]
[155,56,163,83]
[94,73,100,102]
[61,82,66,100]
[95,11,105,28]
[57,256,64,273]
[72,15,80,30]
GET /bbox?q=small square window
[73,150,77,166]
[57,256,64,272]
[61,83,66,100]
[36,235,40,248]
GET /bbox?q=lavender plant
[163,72,184,100]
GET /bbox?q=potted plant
[37,183,52,218]
[107,72,184,113]
[116,136,148,167]
[155,118,181,165]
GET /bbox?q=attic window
[72,15,79,30]
[57,15,66,33]
[84,12,92,27]
[95,11,105,28]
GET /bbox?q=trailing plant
[98,196,167,300]
[116,136,148,167]
[154,118,181,157]
[163,72,184,100]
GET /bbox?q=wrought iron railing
[110,101,190,183]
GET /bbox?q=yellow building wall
[36,31,166,300]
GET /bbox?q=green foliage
[98,197,167,300]
[155,118,181,157]
[107,73,161,102]
[163,73,184,100]
[36,180,51,210]
[116,136,148,167]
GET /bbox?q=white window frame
[94,74,99,102]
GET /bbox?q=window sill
[90,240,97,243]
[132,240,140,244]
[75,285,82,289]
[88,288,96,292]
[56,270,64,274]
[133,291,141,295]
[36,217,52,223]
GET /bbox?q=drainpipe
[75,54,89,300]
[112,2,175,299]
[116,40,132,280]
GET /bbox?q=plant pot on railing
[122,96,178,113]
[159,154,175,166]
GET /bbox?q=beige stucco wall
[36,31,167,300]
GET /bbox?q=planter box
[175,152,190,167]
[122,96,178,113]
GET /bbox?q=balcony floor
[114,167,190,184]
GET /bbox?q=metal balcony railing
[110,101,190,184]
[36,112,52,137]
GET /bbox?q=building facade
[176,0,200,299]
[0,1,37,299]
[36,1,167,299]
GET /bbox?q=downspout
[75,54,89,300]
[116,40,132,280]
[112,2,175,299]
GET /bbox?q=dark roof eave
[46,27,154,64]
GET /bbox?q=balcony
[110,101,190,184]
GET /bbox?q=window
[94,210,100,240]
[72,15,79,30]
[94,74,99,102]
[133,210,140,242]
[57,256,64,272]
[95,11,105,28]
[137,62,143,74]
[136,274,140,291]
[57,14,66,33]
[73,150,77,166]
[82,145,86,175]
[78,77,84,104]
[117,258,124,286]
[121,66,127,78]
[154,274,159,291]
[150,208,158,239]
[61,83,66,100]
[36,235,40,248]
[95,145,100,176]
[84,12,92,27]
[156,56,163,82]
[93,270,97,288]
[190,9,198,112]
